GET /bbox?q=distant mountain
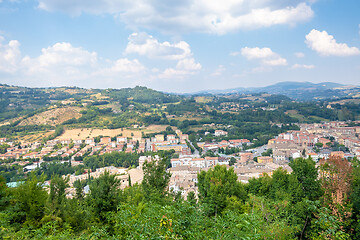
[193,81,359,100]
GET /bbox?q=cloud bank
[241,47,288,66]
[37,0,315,34]
[0,34,201,88]
[305,29,360,56]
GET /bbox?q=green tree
[229,157,236,166]
[289,157,322,201]
[198,165,247,216]
[351,158,360,238]
[73,179,86,200]
[48,175,69,219]
[315,142,323,148]
[11,173,48,227]
[0,176,9,211]
[87,170,121,221]
[187,191,197,206]
[142,158,171,201]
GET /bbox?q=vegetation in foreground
[1,156,360,239]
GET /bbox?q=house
[330,151,345,159]
[240,152,253,163]
[100,137,111,144]
[85,138,94,144]
[155,134,165,142]
[167,135,179,144]
[190,158,206,168]
[116,137,127,143]
[229,139,251,147]
[307,152,319,162]
[257,156,273,164]
[214,130,228,137]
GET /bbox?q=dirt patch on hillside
[19,107,82,126]
[15,131,54,143]
[144,125,177,132]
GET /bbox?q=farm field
[56,125,176,140]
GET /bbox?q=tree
[48,175,69,218]
[289,157,322,201]
[0,176,9,211]
[229,157,236,166]
[315,142,323,148]
[11,173,48,226]
[197,165,247,216]
[87,170,121,221]
[262,148,273,156]
[142,158,171,201]
[350,158,360,238]
[73,179,86,200]
[319,156,353,232]
[187,191,197,206]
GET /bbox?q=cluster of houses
[268,121,360,162]
[0,130,192,161]
[2,121,360,200]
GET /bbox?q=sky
[0,0,359,93]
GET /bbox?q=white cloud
[176,58,201,71]
[37,0,315,34]
[241,47,275,60]
[125,32,191,60]
[211,65,225,76]
[37,0,132,15]
[21,42,98,75]
[0,36,21,73]
[159,57,202,79]
[108,58,145,73]
[291,63,315,69]
[263,58,288,66]
[229,51,240,57]
[295,52,305,58]
[305,29,360,56]
[0,35,201,88]
[158,68,191,79]
[124,32,201,79]
[241,47,287,66]
[0,36,147,87]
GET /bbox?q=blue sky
[0,0,359,93]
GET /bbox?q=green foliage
[42,125,64,143]
[83,151,139,171]
[351,158,360,238]
[9,173,48,227]
[0,143,10,154]
[142,158,171,201]
[198,165,247,216]
[229,157,236,166]
[262,148,273,156]
[308,201,351,240]
[87,170,121,221]
[106,86,180,104]
[166,99,202,115]
[1,161,360,238]
[48,175,69,219]
[0,124,53,138]
[34,161,85,181]
[0,163,25,182]
[290,157,322,201]
[0,176,9,211]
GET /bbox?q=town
[2,120,359,199]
